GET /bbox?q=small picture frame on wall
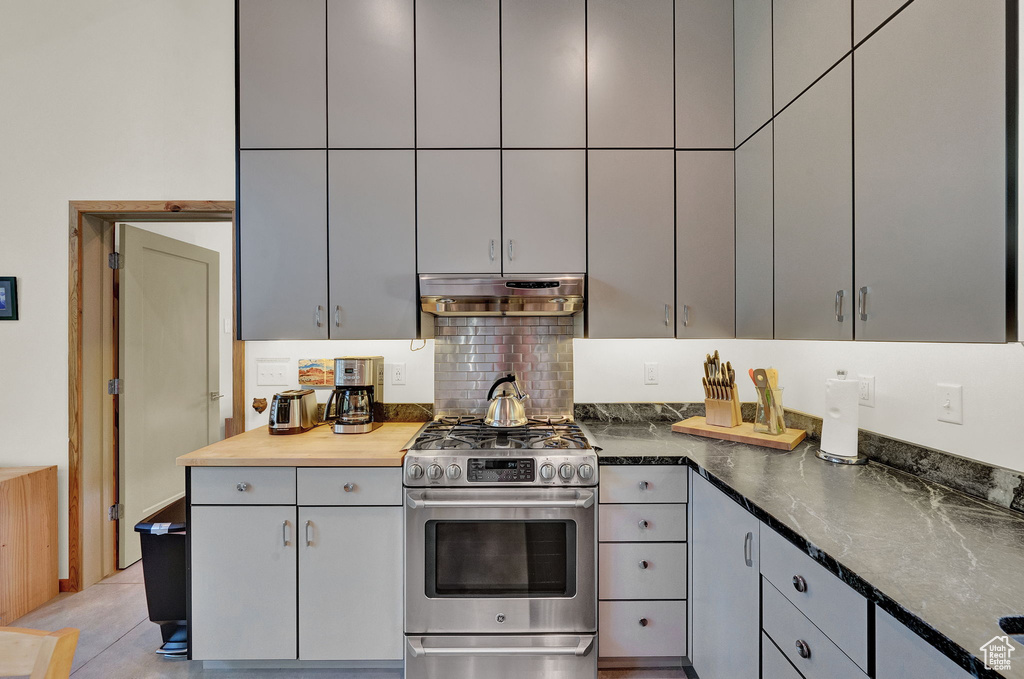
[0,277,17,321]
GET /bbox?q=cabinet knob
[236,482,248,492]
[638,618,649,628]
[795,639,811,659]
[638,519,650,530]
[343,483,356,492]
[638,560,650,570]
[792,575,807,593]
[638,480,650,491]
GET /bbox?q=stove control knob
[408,464,424,480]
[578,464,594,480]
[540,463,556,480]
[446,464,462,480]
[427,464,443,481]
[559,463,574,480]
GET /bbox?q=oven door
[405,487,597,635]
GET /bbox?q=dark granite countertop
[584,421,1024,679]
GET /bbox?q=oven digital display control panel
[467,458,535,482]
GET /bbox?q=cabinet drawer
[599,466,687,504]
[599,601,686,658]
[191,467,296,505]
[762,631,805,679]
[760,526,868,671]
[297,468,402,506]
[599,504,686,542]
[598,543,686,600]
[762,579,867,679]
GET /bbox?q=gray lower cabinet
[587,150,675,338]
[734,0,772,145]
[238,0,326,149]
[853,0,1009,342]
[239,150,328,340]
[735,123,774,339]
[772,0,850,113]
[875,608,972,679]
[762,632,804,679]
[191,505,298,660]
[674,0,733,148]
[676,151,735,339]
[690,470,760,679]
[328,151,416,339]
[773,57,852,341]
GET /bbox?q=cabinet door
[588,150,675,338]
[416,150,501,274]
[675,0,733,148]
[238,0,326,149]
[690,471,760,679]
[875,608,974,679]
[735,123,774,339]
[587,0,674,148]
[854,0,1008,342]
[774,58,852,341]
[328,151,416,339]
[734,0,772,144]
[415,0,499,147]
[501,0,585,148]
[298,506,403,660]
[676,151,735,338]
[327,0,414,148]
[239,150,328,340]
[502,150,586,274]
[191,505,297,660]
[772,0,851,113]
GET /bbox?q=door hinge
[108,252,123,269]
[108,504,124,521]
[107,378,123,395]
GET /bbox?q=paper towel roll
[821,378,859,459]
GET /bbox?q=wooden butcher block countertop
[177,422,425,467]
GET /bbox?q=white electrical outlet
[857,375,875,407]
[644,362,659,385]
[256,359,290,386]
[392,362,406,385]
[936,383,963,424]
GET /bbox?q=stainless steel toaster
[268,389,318,435]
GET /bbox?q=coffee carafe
[325,356,384,434]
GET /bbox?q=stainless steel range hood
[419,274,585,316]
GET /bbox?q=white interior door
[118,225,219,568]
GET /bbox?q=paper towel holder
[815,370,868,466]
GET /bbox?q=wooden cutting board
[672,417,806,451]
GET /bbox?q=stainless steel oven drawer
[405,634,597,679]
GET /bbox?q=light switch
[257,359,290,387]
[936,383,963,424]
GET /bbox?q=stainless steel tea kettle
[484,373,529,427]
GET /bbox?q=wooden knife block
[705,393,742,428]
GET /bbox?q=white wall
[0,1,234,578]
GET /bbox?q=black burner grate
[412,417,591,451]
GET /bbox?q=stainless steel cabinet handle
[682,304,689,327]
[282,521,290,547]
[334,305,341,328]
[489,239,495,262]
[638,481,649,491]
[508,239,515,260]
[792,575,807,593]
[638,560,650,570]
[236,482,248,492]
[664,304,671,326]
[638,618,649,627]
[407,491,596,510]
[858,286,869,321]
[407,636,593,658]
[835,290,845,322]
[638,519,649,530]
[315,305,323,327]
[343,483,356,493]
[795,640,811,659]
[743,531,753,567]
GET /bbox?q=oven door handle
[405,490,595,510]
[406,636,594,658]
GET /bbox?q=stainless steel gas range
[403,416,599,679]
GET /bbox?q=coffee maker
[325,356,384,434]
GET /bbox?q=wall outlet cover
[857,374,875,407]
[644,362,658,385]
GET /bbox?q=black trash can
[134,497,187,657]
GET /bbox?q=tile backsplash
[434,317,574,418]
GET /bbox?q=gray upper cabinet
[501,0,585,148]
[417,150,501,274]
[676,151,735,338]
[328,151,416,339]
[853,0,907,45]
[735,123,774,339]
[675,0,734,148]
[588,150,675,338]
[238,0,326,149]
[774,58,852,341]
[734,0,772,145]
[854,0,1009,342]
[240,150,328,340]
[502,151,586,274]
[587,0,674,148]
[415,0,499,148]
[772,0,851,113]
[327,0,414,148]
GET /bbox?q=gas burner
[411,417,592,451]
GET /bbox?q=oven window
[425,520,577,597]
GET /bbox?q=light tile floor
[12,562,691,678]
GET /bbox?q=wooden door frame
[68,200,240,592]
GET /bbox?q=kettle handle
[487,374,518,401]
